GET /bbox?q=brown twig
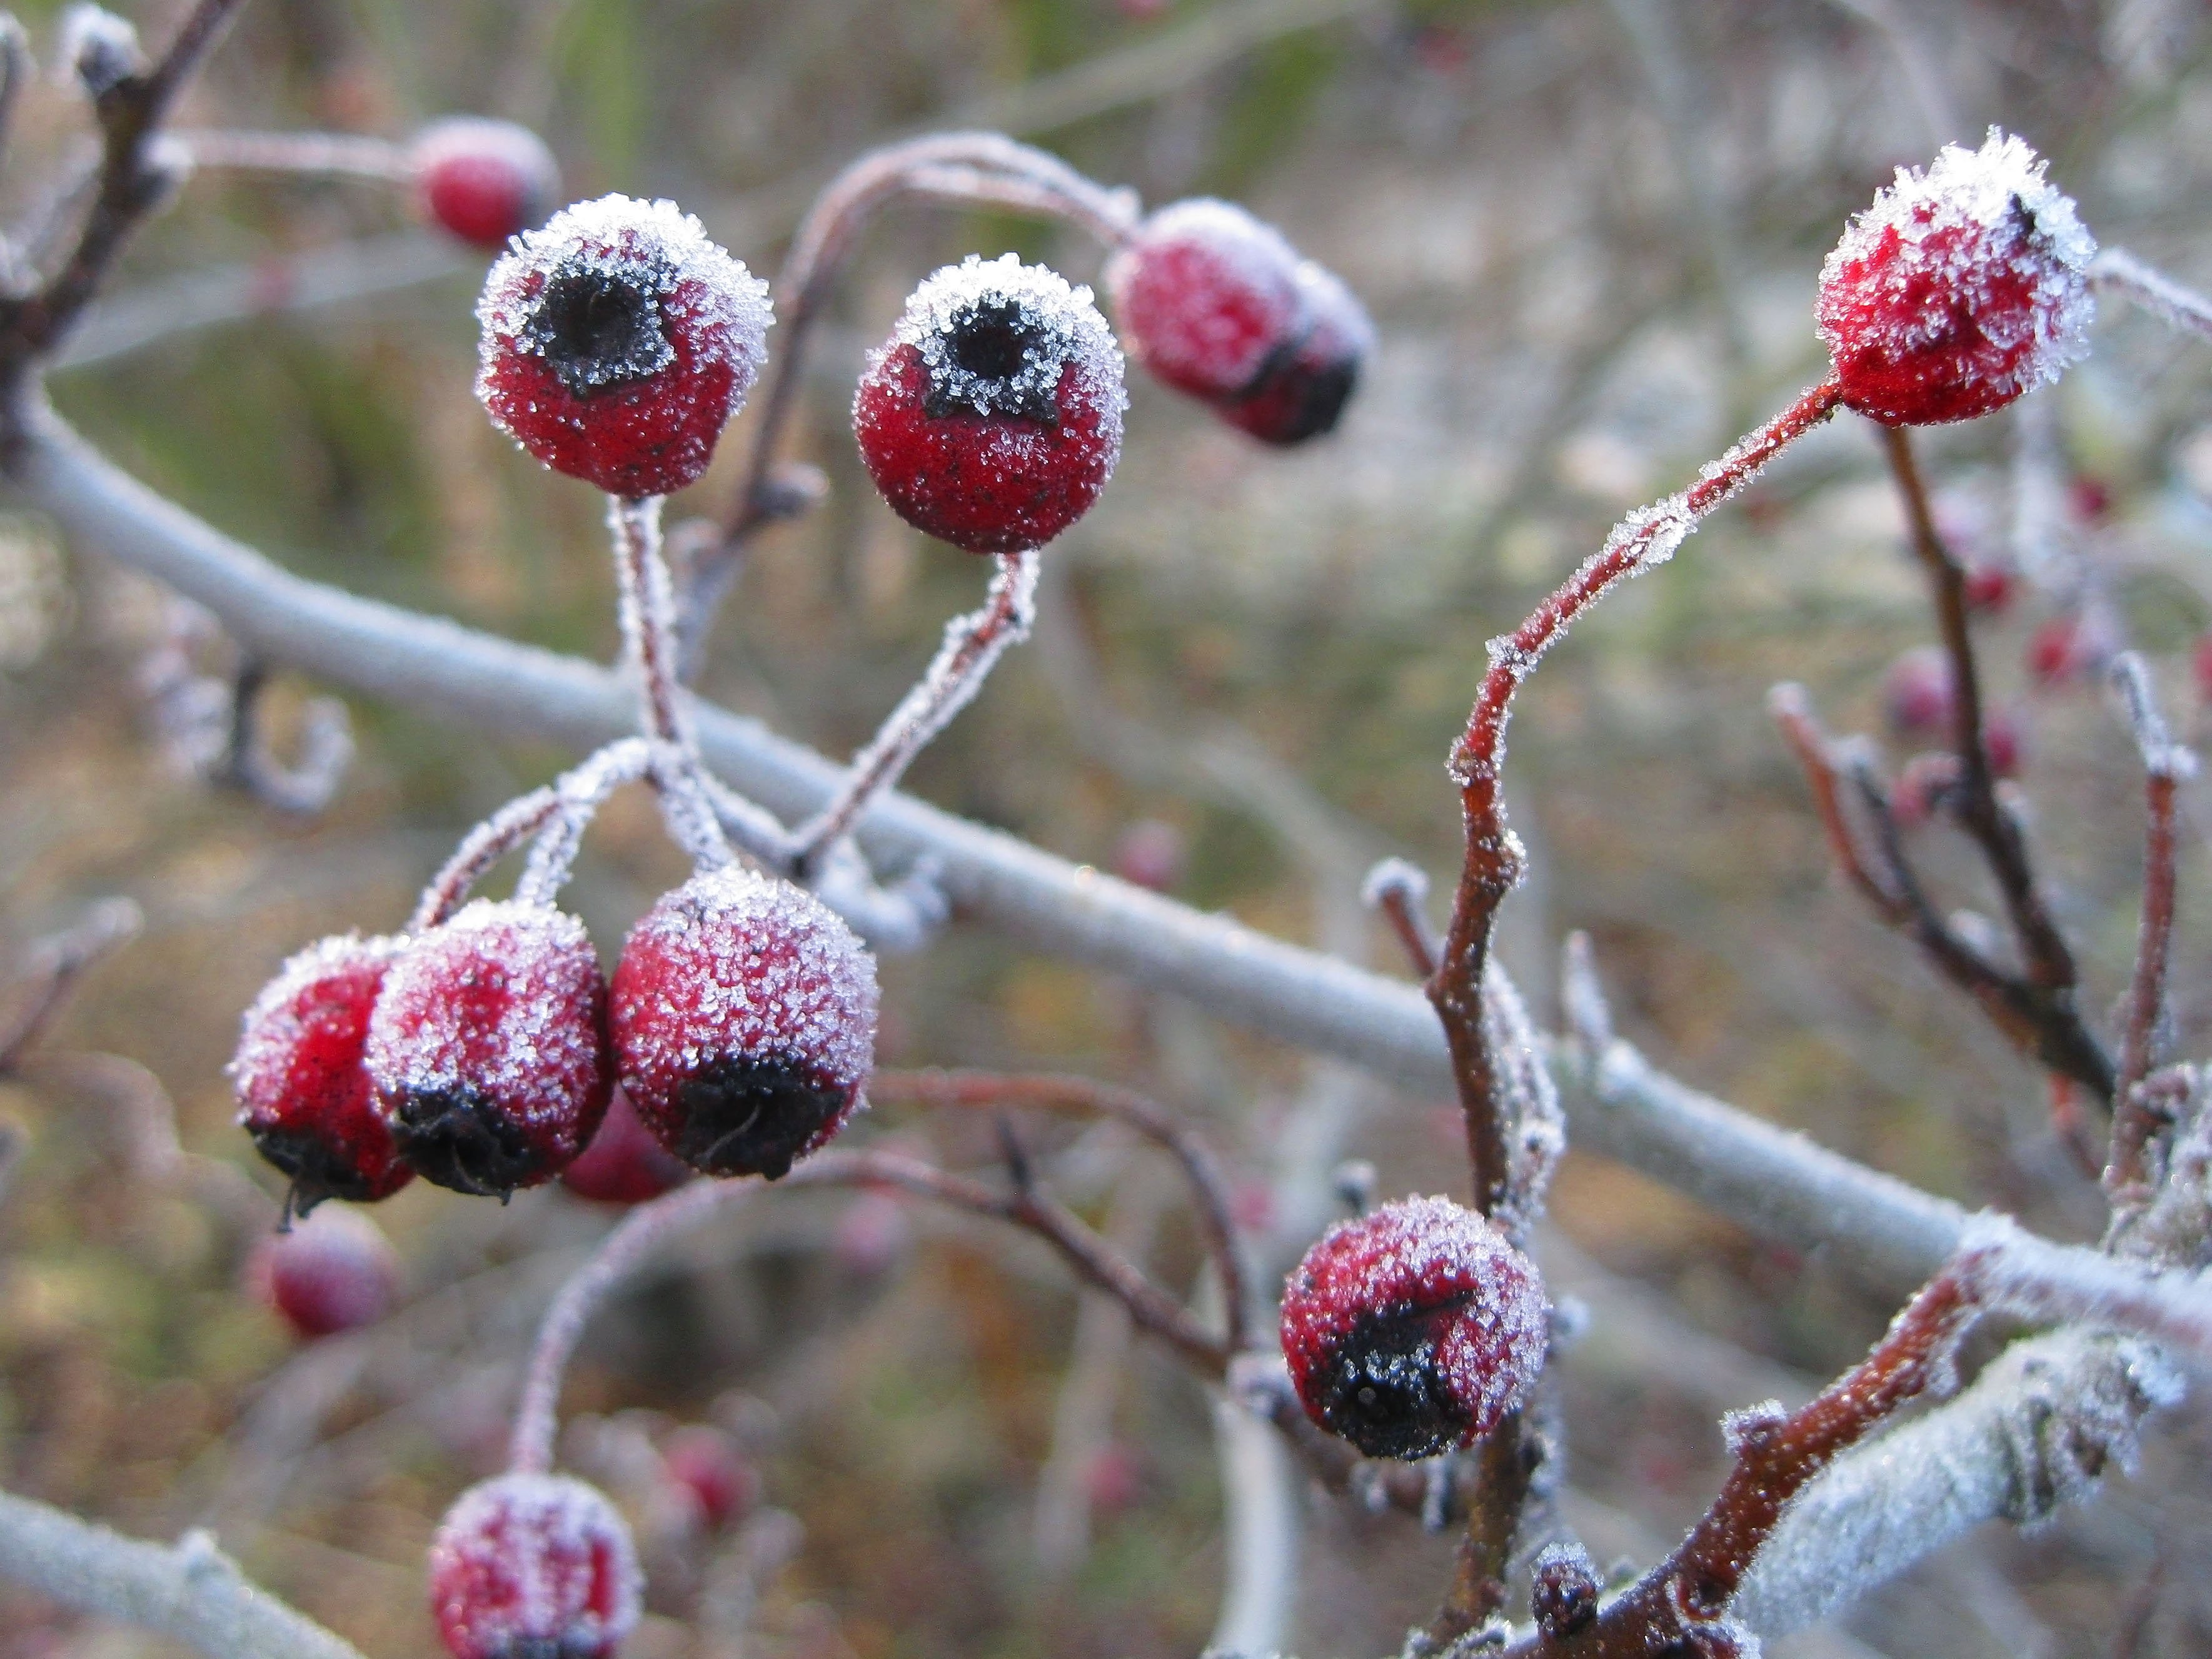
[867,1067,1252,1354]
[1506,1262,1980,1656]
[1880,423,2114,1102]
[2105,653,2194,1206]
[0,0,252,421]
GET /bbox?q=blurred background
[3,0,2212,1653]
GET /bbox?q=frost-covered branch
[2091,246,2212,341]
[0,1488,367,1659]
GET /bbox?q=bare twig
[2091,246,2212,342]
[169,128,409,181]
[1362,857,1439,980]
[0,897,143,1070]
[1881,423,2112,1102]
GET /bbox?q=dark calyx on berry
[521,256,676,396]
[1310,1298,1478,1460]
[1229,340,1359,445]
[923,296,1058,423]
[249,1124,389,1213]
[387,1084,544,1198]
[670,1052,849,1180]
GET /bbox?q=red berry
[1219,260,1372,445]
[1882,647,1955,736]
[410,117,560,250]
[476,194,772,498]
[560,1084,690,1206]
[428,1472,641,1659]
[248,1204,401,1338]
[1983,707,2024,778]
[1816,131,2093,426]
[366,900,612,1197]
[1531,1541,1601,1640]
[1279,1195,1546,1460]
[1961,560,2015,614]
[231,933,413,1214]
[660,1425,755,1531]
[610,867,878,1180]
[852,254,1125,554]
[1107,199,1305,401]
[2026,613,2108,687]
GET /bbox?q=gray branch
[0,1488,367,1659]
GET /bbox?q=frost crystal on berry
[428,1471,641,1659]
[366,900,612,1198]
[852,253,1125,554]
[248,1203,401,1339]
[1817,130,2094,426]
[1220,258,1373,445]
[231,932,414,1214]
[476,194,772,497]
[610,865,878,1180]
[1280,1194,1547,1460]
[410,117,561,250]
[1107,198,1307,400]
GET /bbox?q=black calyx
[924,296,1060,423]
[523,257,676,397]
[246,1124,373,1215]
[390,1087,541,1196]
[670,1051,847,1180]
[1317,1303,1467,1461]
[1235,321,1360,445]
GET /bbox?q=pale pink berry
[366,900,611,1197]
[1817,131,2094,426]
[610,867,878,1180]
[428,1472,641,1659]
[1280,1195,1547,1460]
[1883,647,1955,736]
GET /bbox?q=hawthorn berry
[660,1425,755,1531]
[231,932,413,1215]
[476,194,772,497]
[1816,131,2094,426]
[247,1203,401,1339]
[1107,198,1370,443]
[1280,1194,1547,1460]
[2026,612,2108,687]
[428,1471,641,1659]
[410,117,561,250]
[1882,647,1954,736]
[1962,559,2016,615]
[852,253,1125,554]
[366,900,612,1198]
[560,1084,690,1206]
[610,866,878,1180]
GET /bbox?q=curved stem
[173,129,411,182]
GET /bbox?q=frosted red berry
[1817,131,2094,426]
[853,253,1125,554]
[231,933,413,1215]
[366,900,612,1198]
[1107,199,1305,401]
[410,117,560,250]
[610,867,878,1180]
[247,1204,401,1339]
[1882,647,1954,736]
[560,1084,690,1206]
[1280,1194,1546,1460]
[428,1472,641,1659]
[1219,260,1372,445]
[476,194,772,497]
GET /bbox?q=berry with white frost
[366,900,612,1198]
[231,932,413,1214]
[610,866,878,1180]
[476,194,772,497]
[1817,130,2094,426]
[1280,1194,1547,1460]
[410,117,561,250]
[852,253,1125,553]
[428,1472,641,1659]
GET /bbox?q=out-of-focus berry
[410,116,561,249]
[2026,613,2108,687]
[476,194,772,497]
[560,1084,690,1205]
[366,900,612,1198]
[660,1425,755,1531]
[1883,647,1955,737]
[1279,1194,1547,1460]
[247,1204,401,1338]
[852,254,1125,554]
[1961,560,2016,614]
[610,867,878,1180]
[1816,131,2093,426]
[231,933,413,1214]
[1110,818,1186,892]
[1219,261,1373,446]
[428,1472,641,1659]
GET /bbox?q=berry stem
[512,737,657,907]
[1437,376,1842,1219]
[171,129,411,182]
[606,493,735,870]
[1881,422,2114,1101]
[680,134,1137,670]
[2091,246,2212,343]
[788,548,1040,872]
[410,787,565,931]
